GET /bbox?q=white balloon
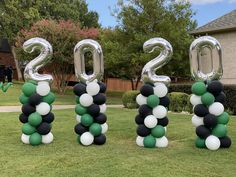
[36,81,50,96]
[86,82,100,96]
[209,102,224,116]
[76,115,81,123]
[136,136,144,147]
[205,135,220,150]
[136,94,147,106]
[154,83,168,98]
[21,134,30,144]
[190,94,202,106]
[101,123,108,134]
[42,132,54,144]
[80,132,94,146]
[191,115,204,127]
[79,94,93,107]
[153,105,167,119]
[156,136,168,148]
[36,102,50,115]
[100,104,107,113]
[144,115,157,128]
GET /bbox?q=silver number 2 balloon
[74,39,104,83]
[189,36,223,82]
[23,37,53,83]
[142,38,173,85]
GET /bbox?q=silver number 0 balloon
[23,37,53,83]
[189,36,223,82]
[142,38,173,85]
[74,39,104,83]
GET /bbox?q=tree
[0,0,99,80]
[102,0,197,90]
[15,19,99,93]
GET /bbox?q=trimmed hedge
[169,92,192,113]
[122,90,139,109]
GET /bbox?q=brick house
[190,9,236,85]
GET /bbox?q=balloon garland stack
[190,36,231,150]
[73,39,108,146]
[19,38,55,146]
[135,38,173,148]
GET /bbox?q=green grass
[0,108,236,177]
[0,82,123,106]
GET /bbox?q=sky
[86,0,236,28]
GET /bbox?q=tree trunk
[11,46,23,80]
[134,76,141,90]
[130,79,134,90]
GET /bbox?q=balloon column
[135,38,173,148]
[190,36,231,150]
[19,38,55,146]
[73,39,107,146]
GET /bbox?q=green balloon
[143,135,156,148]
[217,112,229,125]
[22,123,36,135]
[151,125,165,138]
[212,124,227,138]
[29,133,42,146]
[191,82,206,96]
[89,123,102,136]
[28,112,42,127]
[81,114,94,127]
[19,94,29,104]
[75,104,87,115]
[76,97,80,104]
[195,137,206,148]
[201,92,215,106]
[22,82,36,97]
[43,92,55,104]
[147,95,160,108]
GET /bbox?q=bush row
[122,84,236,114]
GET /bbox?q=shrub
[122,90,139,109]
[169,92,192,113]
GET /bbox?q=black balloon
[137,124,151,136]
[19,113,28,123]
[194,104,209,117]
[42,112,55,123]
[28,93,42,106]
[207,80,223,95]
[87,104,100,117]
[135,114,144,125]
[203,114,217,128]
[94,134,106,145]
[37,122,51,135]
[215,92,226,104]
[159,96,170,107]
[157,117,169,127]
[98,82,107,93]
[73,83,86,96]
[94,113,107,124]
[138,105,152,118]
[196,125,211,139]
[74,123,88,135]
[93,93,106,105]
[140,84,154,97]
[21,103,36,116]
[220,136,232,148]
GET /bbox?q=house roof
[190,9,236,35]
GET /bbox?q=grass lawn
[0,82,123,106]
[0,108,236,177]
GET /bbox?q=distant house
[190,9,236,85]
[0,39,17,79]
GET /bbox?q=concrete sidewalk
[0,105,123,113]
